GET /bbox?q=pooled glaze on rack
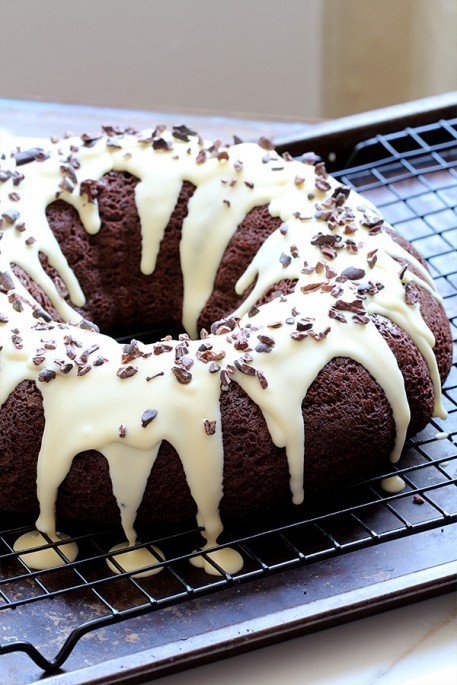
[0,127,446,575]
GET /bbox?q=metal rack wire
[1,118,456,674]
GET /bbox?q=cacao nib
[141,409,158,427]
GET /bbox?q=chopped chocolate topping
[333,298,366,314]
[357,281,379,296]
[58,177,75,194]
[146,371,165,381]
[300,282,324,293]
[366,249,378,268]
[117,365,138,379]
[2,209,20,225]
[77,343,100,364]
[300,151,321,165]
[105,138,122,150]
[153,343,173,355]
[258,136,274,151]
[14,148,50,166]
[0,170,13,183]
[320,245,337,260]
[203,419,217,436]
[141,409,158,427]
[81,133,102,147]
[60,162,78,184]
[38,368,56,383]
[233,335,250,352]
[398,264,408,280]
[178,355,194,370]
[122,339,146,364]
[55,361,73,374]
[234,358,256,376]
[361,212,384,231]
[310,326,331,341]
[32,306,52,322]
[256,369,268,389]
[78,318,100,333]
[9,294,24,312]
[314,161,328,178]
[0,271,14,293]
[255,341,273,353]
[172,366,192,384]
[405,282,419,305]
[315,178,331,192]
[172,124,197,142]
[119,425,127,439]
[330,184,349,202]
[211,316,240,335]
[296,320,313,332]
[80,179,101,204]
[196,149,207,164]
[12,170,24,186]
[220,368,231,389]
[280,252,292,268]
[328,309,347,324]
[152,137,172,151]
[340,266,366,281]
[290,331,308,341]
[287,246,298,261]
[311,232,341,248]
[352,313,371,325]
[258,333,275,346]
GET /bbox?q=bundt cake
[0,125,452,575]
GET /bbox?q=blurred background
[1,0,456,121]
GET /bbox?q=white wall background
[1,0,456,121]
[0,0,323,119]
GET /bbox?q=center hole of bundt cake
[43,171,295,342]
[111,323,185,346]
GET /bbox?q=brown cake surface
[0,126,452,573]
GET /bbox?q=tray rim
[41,545,457,685]
[274,91,457,167]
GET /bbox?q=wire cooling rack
[0,117,456,678]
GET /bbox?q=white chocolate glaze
[107,542,164,578]
[0,126,447,574]
[13,530,78,569]
[381,475,407,494]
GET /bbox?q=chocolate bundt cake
[0,125,452,574]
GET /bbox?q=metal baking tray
[1,98,456,684]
